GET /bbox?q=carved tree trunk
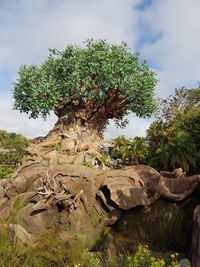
[29,105,108,159]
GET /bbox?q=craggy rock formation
[190,205,200,267]
[0,162,200,252]
[100,198,199,259]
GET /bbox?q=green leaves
[111,135,148,164]
[14,39,157,125]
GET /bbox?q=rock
[160,168,186,178]
[60,138,76,151]
[0,163,199,251]
[73,152,85,165]
[173,168,186,178]
[11,174,27,193]
[3,223,31,246]
[104,198,199,257]
[98,141,114,156]
[179,259,191,267]
[84,154,96,167]
[190,205,200,267]
[77,144,89,152]
[56,153,77,165]
[100,176,150,210]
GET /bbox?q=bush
[126,244,180,267]
[0,166,16,179]
[106,244,181,267]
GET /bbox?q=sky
[0,0,200,139]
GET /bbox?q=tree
[156,131,196,172]
[130,136,148,164]
[14,40,157,142]
[146,87,200,172]
[111,135,148,165]
[156,87,200,126]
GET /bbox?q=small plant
[49,143,59,151]
[126,244,180,267]
[84,161,94,168]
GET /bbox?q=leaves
[14,39,157,126]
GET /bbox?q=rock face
[102,197,199,258]
[0,161,200,250]
[190,205,200,267]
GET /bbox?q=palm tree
[112,136,148,165]
[158,131,196,171]
[129,137,148,164]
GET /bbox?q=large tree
[14,40,157,143]
[146,87,200,172]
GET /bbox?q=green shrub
[126,244,180,267]
[0,166,16,179]
[49,143,59,151]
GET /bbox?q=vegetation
[111,135,148,165]
[146,87,200,172]
[14,40,157,134]
[0,225,181,267]
[111,87,200,173]
[49,143,60,151]
[0,227,100,267]
[0,130,29,179]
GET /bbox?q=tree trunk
[30,107,107,156]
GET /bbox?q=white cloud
[140,0,200,95]
[0,0,140,70]
[0,92,57,139]
[104,116,152,140]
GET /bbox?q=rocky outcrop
[190,205,200,266]
[100,198,199,258]
[0,162,199,250]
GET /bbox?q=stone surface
[0,162,200,253]
[190,205,200,267]
[4,223,31,246]
[179,259,191,267]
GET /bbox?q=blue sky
[0,0,200,139]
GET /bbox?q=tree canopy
[14,40,157,130]
[146,87,200,172]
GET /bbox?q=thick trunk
[31,107,106,155]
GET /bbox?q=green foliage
[146,87,200,172]
[0,228,100,267]
[14,39,157,126]
[125,245,180,267]
[0,130,29,179]
[49,143,59,151]
[107,245,180,267]
[0,226,184,267]
[111,135,148,165]
[156,131,196,172]
[0,166,16,179]
[0,153,20,165]
[156,87,200,125]
[0,130,29,158]
[0,226,20,267]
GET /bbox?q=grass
[0,225,183,267]
[0,227,100,267]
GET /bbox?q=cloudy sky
[0,0,200,139]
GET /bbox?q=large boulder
[0,161,200,253]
